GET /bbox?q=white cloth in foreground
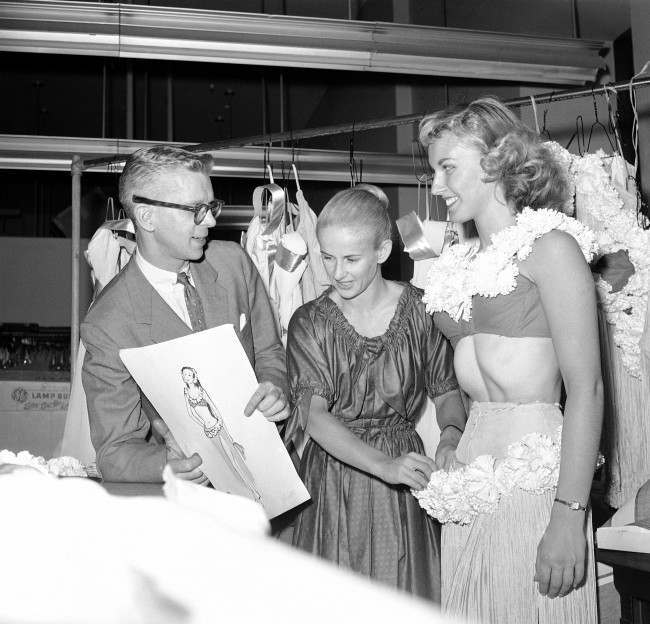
[0,467,457,624]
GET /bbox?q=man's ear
[134,204,155,232]
[377,238,393,264]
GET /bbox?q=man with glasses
[81,145,288,484]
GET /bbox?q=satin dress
[285,283,458,602]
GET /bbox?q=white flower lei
[422,208,598,322]
[413,428,562,525]
[551,143,650,379]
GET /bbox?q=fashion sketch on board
[181,366,261,501]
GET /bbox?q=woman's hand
[434,442,462,471]
[434,424,464,471]
[375,452,437,490]
[534,506,587,598]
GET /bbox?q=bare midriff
[454,333,561,404]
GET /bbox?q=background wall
[0,0,645,318]
[0,238,92,326]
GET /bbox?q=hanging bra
[434,274,551,348]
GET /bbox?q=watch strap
[554,497,587,511]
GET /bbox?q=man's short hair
[119,145,213,221]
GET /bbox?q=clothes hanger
[565,115,585,156]
[266,163,275,185]
[539,91,553,142]
[603,86,624,157]
[349,133,356,187]
[285,136,301,215]
[105,196,116,222]
[263,142,273,184]
[290,141,301,192]
[586,89,616,153]
[411,141,435,221]
[628,61,650,222]
[529,95,541,135]
[280,161,297,231]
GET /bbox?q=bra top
[434,274,551,348]
[185,389,208,408]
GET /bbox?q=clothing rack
[81,75,650,169]
[68,72,650,374]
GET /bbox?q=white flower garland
[0,449,87,477]
[413,428,562,525]
[422,208,598,322]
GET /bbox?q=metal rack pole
[80,75,650,169]
[70,155,82,378]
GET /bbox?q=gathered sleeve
[425,318,459,400]
[285,307,335,451]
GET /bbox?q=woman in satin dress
[285,184,466,601]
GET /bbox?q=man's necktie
[177,272,207,332]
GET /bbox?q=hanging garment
[243,184,285,293]
[269,231,308,346]
[84,218,136,292]
[242,183,286,336]
[242,176,325,344]
[601,155,650,507]
[572,150,650,507]
[60,218,136,473]
[292,184,329,302]
[643,277,650,370]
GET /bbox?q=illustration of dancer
[181,366,261,501]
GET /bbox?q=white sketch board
[120,324,309,518]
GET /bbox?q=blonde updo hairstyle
[317,183,393,248]
[418,97,569,213]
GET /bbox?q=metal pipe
[166,73,174,141]
[101,62,107,138]
[70,155,82,378]
[80,75,650,168]
[279,72,284,147]
[570,0,580,39]
[126,62,134,139]
[143,70,149,140]
[261,76,267,137]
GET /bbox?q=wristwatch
[554,497,587,511]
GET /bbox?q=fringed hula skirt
[442,402,597,624]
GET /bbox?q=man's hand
[151,417,209,486]
[244,381,289,422]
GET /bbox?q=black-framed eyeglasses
[132,194,224,225]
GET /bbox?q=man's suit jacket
[81,241,287,483]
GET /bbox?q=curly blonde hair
[419,97,569,213]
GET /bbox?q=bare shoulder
[520,229,588,281]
